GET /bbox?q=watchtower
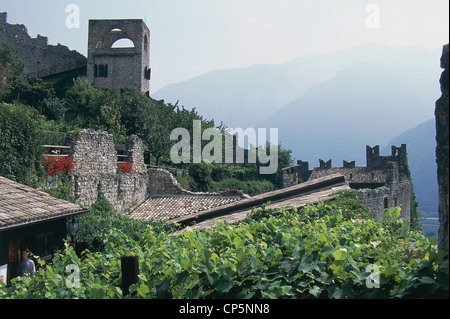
[87,19,151,95]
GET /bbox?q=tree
[258,142,293,189]
[65,78,104,125]
[0,103,43,186]
[39,97,68,122]
[0,44,24,101]
[189,162,214,192]
[65,79,124,140]
[6,76,56,108]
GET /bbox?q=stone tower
[87,19,151,95]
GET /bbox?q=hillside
[152,44,442,135]
[382,119,438,214]
[258,59,438,165]
[382,119,439,237]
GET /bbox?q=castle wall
[357,179,411,223]
[0,12,86,76]
[62,130,147,214]
[286,145,413,225]
[282,165,298,188]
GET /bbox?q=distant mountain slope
[152,44,442,131]
[257,55,440,166]
[153,44,442,215]
[382,119,438,214]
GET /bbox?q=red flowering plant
[117,162,133,174]
[41,156,75,176]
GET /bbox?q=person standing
[17,250,35,277]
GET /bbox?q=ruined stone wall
[435,43,449,256]
[357,180,412,223]
[282,165,298,188]
[65,130,147,214]
[147,168,248,198]
[0,12,86,76]
[288,146,414,224]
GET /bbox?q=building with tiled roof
[129,195,242,222]
[0,176,88,284]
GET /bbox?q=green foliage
[188,162,214,192]
[39,97,68,122]
[68,195,175,253]
[43,177,76,203]
[0,43,24,100]
[1,198,447,299]
[0,103,43,186]
[6,76,56,108]
[213,177,274,196]
[65,79,125,140]
[330,189,370,219]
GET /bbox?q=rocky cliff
[435,43,449,256]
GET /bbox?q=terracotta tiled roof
[169,174,350,234]
[0,176,87,230]
[183,181,350,233]
[129,195,242,222]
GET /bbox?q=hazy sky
[1,0,449,92]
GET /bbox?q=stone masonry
[64,130,147,214]
[283,145,413,223]
[87,19,151,95]
[0,12,86,77]
[435,43,449,257]
[147,167,248,198]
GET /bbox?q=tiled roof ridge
[168,173,347,225]
[0,175,87,230]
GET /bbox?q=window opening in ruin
[111,38,135,48]
[384,197,389,209]
[97,64,108,77]
[144,34,149,52]
[111,28,122,32]
[144,67,151,80]
[394,197,398,207]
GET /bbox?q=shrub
[2,198,447,299]
[214,178,274,196]
[0,103,43,186]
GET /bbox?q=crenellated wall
[284,145,414,225]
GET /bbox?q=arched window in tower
[111,38,135,48]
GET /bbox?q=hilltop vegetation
[0,43,293,193]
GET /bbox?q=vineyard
[0,193,448,299]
